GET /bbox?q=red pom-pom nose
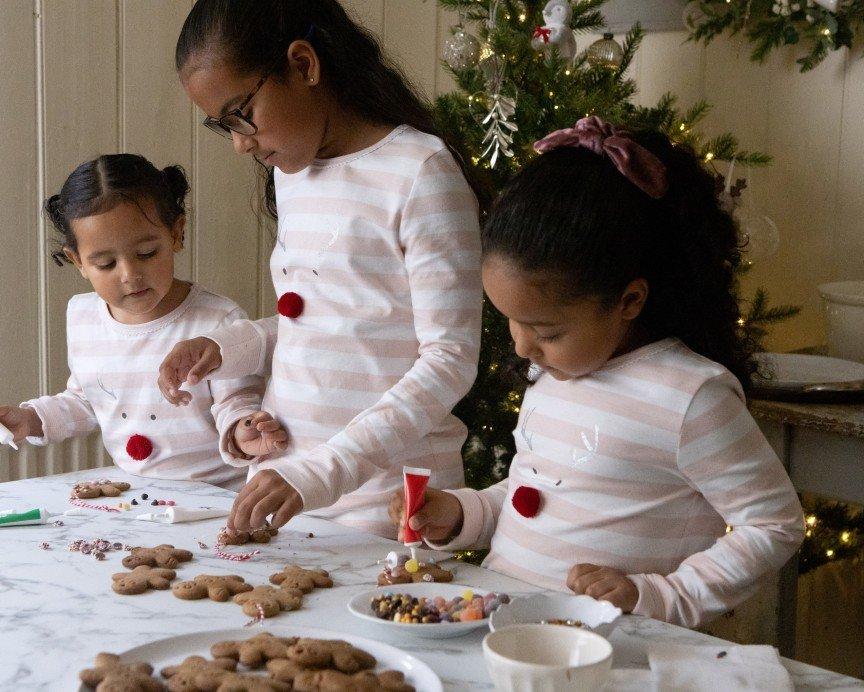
[126,434,153,461]
[512,485,541,518]
[277,292,304,318]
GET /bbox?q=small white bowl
[489,593,622,637]
[819,281,864,363]
[483,624,613,692]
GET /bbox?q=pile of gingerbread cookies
[111,544,333,620]
[79,632,415,691]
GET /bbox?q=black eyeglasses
[201,60,280,140]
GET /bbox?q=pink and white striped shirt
[206,126,483,537]
[433,338,804,627]
[22,284,264,488]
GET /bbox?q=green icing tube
[0,508,53,526]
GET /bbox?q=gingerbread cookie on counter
[377,550,453,585]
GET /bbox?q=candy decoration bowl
[489,592,621,637]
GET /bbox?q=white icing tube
[0,421,19,450]
[134,506,229,524]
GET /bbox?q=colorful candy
[371,591,510,625]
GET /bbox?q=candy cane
[214,543,260,562]
[244,603,266,627]
[68,498,120,513]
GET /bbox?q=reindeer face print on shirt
[510,405,601,518]
[97,375,159,462]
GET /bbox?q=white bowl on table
[348,582,498,639]
[819,281,864,363]
[489,592,622,637]
[483,623,613,692]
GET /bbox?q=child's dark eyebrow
[218,95,245,117]
[86,250,113,261]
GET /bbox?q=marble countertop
[1,468,862,691]
[750,399,864,439]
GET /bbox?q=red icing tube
[402,466,431,546]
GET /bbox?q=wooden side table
[750,399,864,658]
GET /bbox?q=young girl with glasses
[0,154,287,488]
[389,119,804,628]
[159,0,482,534]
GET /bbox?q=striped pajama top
[22,284,264,488]
[207,125,483,537]
[432,338,804,627]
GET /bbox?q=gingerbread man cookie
[266,659,309,686]
[160,655,236,692]
[172,574,253,603]
[122,544,193,570]
[286,638,376,674]
[111,565,176,595]
[268,565,333,593]
[194,668,291,691]
[377,562,453,586]
[293,669,415,692]
[210,632,299,668]
[217,523,278,546]
[233,585,304,617]
[71,479,131,499]
[79,652,165,691]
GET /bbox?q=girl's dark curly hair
[45,154,189,266]
[481,129,756,389]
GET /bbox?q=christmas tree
[436,0,858,575]
[434,0,796,487]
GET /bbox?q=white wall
[1,1,860,480]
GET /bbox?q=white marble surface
[1,467,861,691]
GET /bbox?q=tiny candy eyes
[282,268,287,275]
[150,414,156,421]
[121,412,127,419]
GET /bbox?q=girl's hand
[232,412,289,458]
[0,405,42,442]
[157,337,222,406]
[566,563,639,612]
[229,469,303,531]
[387,488,464,544]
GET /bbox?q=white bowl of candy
[489,592,622,637]
[348,583,511,639]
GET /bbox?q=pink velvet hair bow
[533,116,669,199]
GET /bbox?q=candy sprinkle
[404,559,420,574]
[39,542,51,550]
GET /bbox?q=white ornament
[814,0,840,11]
[443,23,480,71]
[531,0,578,64]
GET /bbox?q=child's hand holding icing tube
[389,467,464,544]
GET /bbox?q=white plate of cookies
[348,583,511,640]
[75,627,441,691]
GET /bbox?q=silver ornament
[443,24,480,71]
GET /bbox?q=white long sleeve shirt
[205,125,483,536]
[431,339,804,628]
[23,284,264,487]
